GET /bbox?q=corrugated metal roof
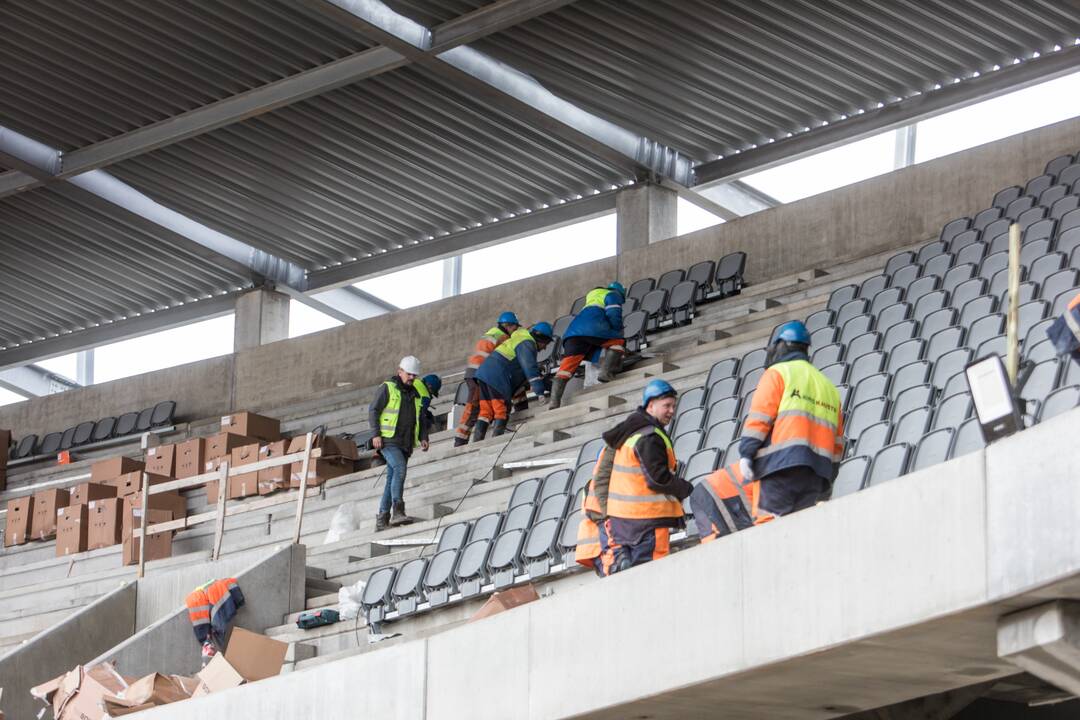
[383,0,490,27]
[0,0,371,149]
[0,187,251,347]
[475,0,1080,158]
[106,64,628,270]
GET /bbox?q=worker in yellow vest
[369,356,430,530]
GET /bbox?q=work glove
[738,457,756,482]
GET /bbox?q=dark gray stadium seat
[628,278,655,304]
[840,315,874,345]
[13,434,38,459]
[1039,386,1080,422]
[1018,300,1050,340]
[535,493,569,524]
[846,332,881,361]
[392,558,428,616]
[890,361,931,398]
[987,232,1010,256]
[1024,218,1056,243]
[741,347,768,372]
[859,274,890,299]
[991,187,1021,209]
[640,289,668,330]
[133,407,154,433]
[955,241,988,268]
[890,263,921,291]
[707,376,741,405]
[870,287,904,316]
[540,470,571,501]
[919,307,957,340]
[1025,338,1058,364]
[940,371,970,402]
[1004,195,1035,220]
[891,384,934,422]
[453,539,493,596]
[832,456,870,498]
[668,280,697,325]
[1020,359,1062,404]
[570,463,594,496]
[866,443,911,486]
[115,412,139,436]
[926,326,965,360]
[684,449,720,480]
[907,275,942,307]
[973,206,1003,230]
[362,566,397,623]
[509,478,541,509]
[876,302,912,335]
[1050,195,1079,221]
[523,518,562,578]
[982,220,1011,245]
[805,309,834,332]
[558,509,583,565]
[933,395,976,427]
[847,397,889,443]
[150,400,176,427]
[72,421,95,446]
[1020,237,1051,266]
[892,407,931,445]
[998,281,1039,308]
[687,261,715,301]
[1057,226,1080,257]
[576,438,605,468]
[1059,207,1080,237]
[977,334,1007,359]
[848,351,886,388]
[1031,258,1068,292]
[1039,269,1078,304]
[940,217,971,245]
[1016,206,1047,232]
[912,428,954,471]
[423,548,460,607]
[552,315,574,341]
[436,522,471,554]
[704,419,739,451]
[811,325,838,347]
[950,418,986,458]
[677,387,707,415]
[917,241,947,263]
[959,295,998,329]
[989,268,1022,301]
[854,421,891,458]
[827,284,858,312]
[488,529,527,589]
[38,432,63,456]
[885,251,916,276]
[949,229,980,254]
[91,417,116,443]
[836,298,870,328]
[942,264,975,295]
[707,396,741,428]
[742,366,766,392]
[966,314,1004,352]
[931,348,973,390]
[812,342,844,366]
[1045,154,1074,177]
[623,310,647,353]
[882,319,918,351]
[820,362,848,386]
[913,289,948,322]
[851,372,890,408]
[706,357,740,386]
[469,512,503,543]
[1038,185,1068,208]
[979,251,1010,281]
[950,277,987,311]
[674,431,703,463]
[1060,164,1080,188]
[715,252,747,297]
[570,296,587,315]
[922,253,953,280]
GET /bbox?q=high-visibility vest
[574,515,601,567]
[185,577,242,644]
[413,377,431,401]
[742,359,843,479]
[379,380,422,445]
[467,327,508,371]
[494,327,535,361]
[606,426,683,520]
[585,287,610,308]
[694,464,768,544]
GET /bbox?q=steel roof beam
[300,286,397,324]
[309,188,616,290]
[692,44,1080,186]
[0,364,79,398]
[314,0,695,186]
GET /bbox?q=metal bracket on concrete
[998,600,1080,697]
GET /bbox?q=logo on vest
[788,388,837,414]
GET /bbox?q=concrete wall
[0,582,137,720]
[130,409,1080,720]
[4,115,1080,438]
[91,544,306,679]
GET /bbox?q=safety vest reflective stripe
[379,381,421,444]
[607,491,680,504]
[774,408,838,432]
[700,477,739,533]
[756,437,838,460]
[468,328,507,368]
[606,426,682,520]
[752,360,842,463]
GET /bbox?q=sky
[7,69,1080,407]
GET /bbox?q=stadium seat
[847,397,889,442]
[811,325,839,347]
[889,263,921,291]
[667,280,697,325]
[715,252,746,296]
[840,315,874,345]
[885,251,916,275]
[827,284,858,312]
[954,241,988,268]
[907,277,943,309]
[627,278,655,304]
[876,302,912,335]
[976,334,1007,359]
[1054,288,1079,316]
[502,504,535,533]
[558,509,583,565]
[848,351,886,387]
[998,281,1039,308]
[674,431,703,463]
[1039,386,1080,422]
[973,206,1003,230]
[38,432,63,457]
[1050,195,1079,221]
[1018,300,1050,340]
[707,376,741,405]
[854,421,891,458]
[891,407,931,445]
[912,289,948,322]
[820,362,848,386]
[508,478,541,509]
[882,319,919,352]
[1020,359,1062,404]
[741,347,768,372]
[488,529,527,589]
[455,539,493,597]
[940,371,970,402]
[13,434,38,459]
[1004,195,1035,220]
[890,384,934,422]
[639,289,668,330]
[916,241,947,263]
[941,264,975,295]
[1024,219,1056,244]
[836,298,870,328]
[522,518,562,578]
[948,229,980,254]
[959,295,998,328]
[1045,154,1074,177]
[436,522,471,554]
[361,566,397,624]
[575,438,605,468]
[570,296,587,315]
[921,253,953,279]
[672,407,705,438]
[831,456,870,498]
[940,218,971,245]
[658,268,685,295]
[469,513,503,543]
[890,360,932,399]
[1025,339,1058,364]
[90,417,116,443]
[1037,185,1068,208]
[150,400,176,427]
[676,386,707,415]
[115,411,138,436]
[851,372,890,408]
[1060,207,1080,236]
[422,548,460,607]
[991,187,1021,209]
[858,274,889,299]
[870,287,904,315]
[1016,206,1047,232]
[391,558,427,616]
[570,463,594,496]
[926,326,965,361]
[539,471,571,501]
[687,260,715,301]
[966,314,1004,351]
[706,396,741,428]
[705,357,740,386]
[866,443,911,486]
[950,417,986,458]
[931,348,973,390]
[805,309,834,332]
[812,342,844,366]
[703,419,739,451]
[1032,261,1071,295]
[1060,164,1080,187]
[911,428,955,471]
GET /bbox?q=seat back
[832,456,870,498]
[866,443,911,486]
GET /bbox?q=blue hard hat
[642,379,677,407]
[772,320,812,346]
[422,374,442,397]
[530,322,554,340]
[497,311,520,326]
[607,281,626,298]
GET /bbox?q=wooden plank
[292,433,315,545]
[149,448,323,495]
[211,462,229,561]
[136,471,150,578]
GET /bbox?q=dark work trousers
[758,466,828,516]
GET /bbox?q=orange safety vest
[185,577,241,644]
[467,327,509,372]
[696,464,770,544]
[606,426,683,520]
[575,446,612,568]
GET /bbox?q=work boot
[375,512,390,532]
[453,436,469,447]
[549,377,568,409]
[473,420,489,442]
[390,501,413,526]
[597,350,622,383]
[491,419,508,437]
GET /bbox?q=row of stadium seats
[8,400,176,462]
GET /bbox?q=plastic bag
[324,502,360,545]
[338,580,365,621]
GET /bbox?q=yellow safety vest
[494,328,535,361]
[379,381,421,445]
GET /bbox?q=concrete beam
[616,182,677,254]
[442,256,462,298]
[235,288,291,351]
[692,44,1080,186]
[0,364,78,397]
[998,601,1080,698]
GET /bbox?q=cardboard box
[289,458,352,488]
[220,412,280,442]
[287,433,359,460]
[121,508,173,566]
[257,440,289,495]
[87,498,123,549]
[90,456,145,484]
[145,444,175,477]
[468,584,540,623]
[4,496,33,547]
[70,482,117,506]
[31,488,70,540]
[107,471,172,499]
[193,628,287,697]
[122,493,186,536]
[102,671,194,714]
[205,432,258,463]
[175,437,206,480]
[229,443,261,499]
[31,662,134,720]
[56,504,88,556]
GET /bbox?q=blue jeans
[378,445,409,515]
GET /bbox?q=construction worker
[369,356,430,531]
[550,282,626,408]
[455,312,521,446]
[738,321,844,519]
[574,443,616,576]
[473,322,554,438]
[416,373,442,437]
[1047,291,1080,365]
[688,462,769,544]
[604,379,694,572]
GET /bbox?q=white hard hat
[399,356,422,375]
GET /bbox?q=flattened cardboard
[31,488,70,540]
[102,671,191,710]
[224,628,288,682]
[175,437,206,480]
[192,653,244,697]
[468,584,540,623]
[4,495,33,547]
[220,411,280,442]
[70,482,117,506]
[87,498,123,550]
[287,433,359,460]
[90,456,144,484]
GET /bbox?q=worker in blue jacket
[473,323,554,438]
[550,282,626,408]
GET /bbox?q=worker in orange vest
[454,312,521,446]
[1047,291,1080,365]
[688,462,770,543]
[603,379,693,573]
[574,443,617,576]
[738,321,844,516]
